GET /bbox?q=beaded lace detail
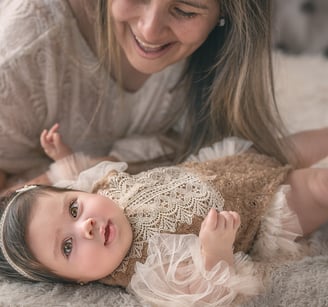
[99,166,224,272]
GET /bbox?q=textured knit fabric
[183,153,291,253]
[0,0,185,177]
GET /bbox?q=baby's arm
[129,211,261,305]
[40,123,72,161]
[199,208,240,270]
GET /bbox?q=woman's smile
[131,27,174,59]
[134,34,171,53]
[111,0,220,74]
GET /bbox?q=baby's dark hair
[0,185,76,283]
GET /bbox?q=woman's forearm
[289,127,328,167]
[0,173,51,196]
[25,173,51,185]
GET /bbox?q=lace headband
[0,185,39,281]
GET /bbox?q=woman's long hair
[95,0,294,165]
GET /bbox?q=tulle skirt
[128,138,303,307]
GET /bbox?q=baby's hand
[40,123,72,161]
[199,208,240,270]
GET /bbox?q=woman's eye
[174,7,197,18]
[69,200,79,218]
[63,238,73,257]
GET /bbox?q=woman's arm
[0,173,50,196]
[289,127,328,167]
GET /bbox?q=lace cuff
[47,153,128,192]
[187,137,253,162]
[47,153,94,184]
[128,234,262,307]
[251,185,303,259]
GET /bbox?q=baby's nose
[81,218,95,239]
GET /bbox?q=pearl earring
[218,17,226,27]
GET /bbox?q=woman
[0,0,326,192]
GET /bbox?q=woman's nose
[81,218,95,240]
[137,5,168,41]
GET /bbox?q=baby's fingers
[218,211,240,230]
[201,208,218,231]
[40,129,49,146]
[47,123,60,135]
[230,211,241,230]
[41,123,59,142]
[52,131,63,147]
[219,211,234,230]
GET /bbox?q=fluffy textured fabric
[0,52,327,306]
[243,223,328,307]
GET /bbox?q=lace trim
[99,166,224,272]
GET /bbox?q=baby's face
[26,190,133,283]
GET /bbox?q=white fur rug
[0,52,327,306]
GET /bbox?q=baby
[0,124,328,306]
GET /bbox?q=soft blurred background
[272,0,328,56]
[271,0,328,134]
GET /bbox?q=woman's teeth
[134,35,166,52]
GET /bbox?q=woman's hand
[199,208,240,270]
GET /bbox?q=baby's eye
[69,200,79,218]
[63,238,73,257]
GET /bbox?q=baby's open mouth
[104,222,110,245]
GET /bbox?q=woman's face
[110,0,220,74]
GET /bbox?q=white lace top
[99,166,225,272]
[0,0,185,177]
[51,138,302,306]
